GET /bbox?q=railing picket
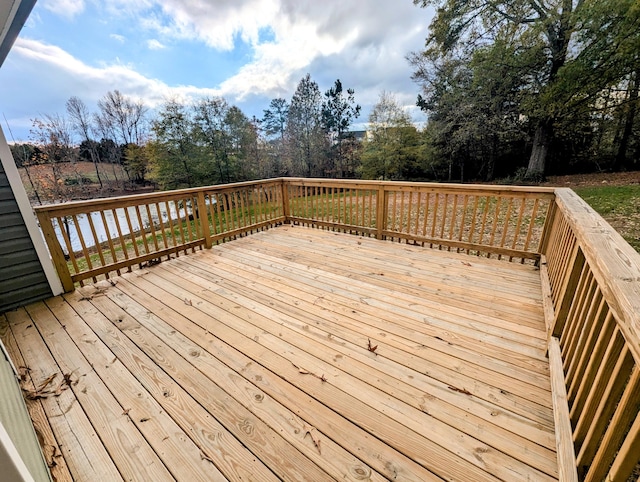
[57,216,80,278]
[577,344,633,473]
[145,204,160,252]
[99,211,119,271]
[569,311,615,419]
[164,200,178,252]
[154,204,169,252]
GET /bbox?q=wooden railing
[33,178,640,480]
[541,188,640,482]
[35,179,285,291]
[285,178,554,262]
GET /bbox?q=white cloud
[10,38,220,109]
[2,0,434,139]
[40,0,86,19]
[146,39,166,50]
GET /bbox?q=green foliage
[285,74,328,177]
[361,92,428,180]
[412,0,640,178]
[321,79,361,178]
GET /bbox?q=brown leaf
[18,366,31,382]
[448,385,472,396]
[303,424,322,454]
[367,338,378,354]
[184,298,193,306]
[37,373,58,392]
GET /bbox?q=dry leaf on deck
[303,424,322,454]
[448,385,472,396]
[367,338,378,354]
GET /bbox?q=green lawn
[575,185,640,252]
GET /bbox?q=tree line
[11,0,640,201]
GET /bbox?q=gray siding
[0,164,52,313]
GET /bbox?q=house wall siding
[0,162,52,314]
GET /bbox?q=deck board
[2,226,558,481]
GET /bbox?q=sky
[0,0,434,142]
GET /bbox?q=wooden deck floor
[1,226,558,481]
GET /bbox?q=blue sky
[0,0,434,142]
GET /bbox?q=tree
[97,90,148,145]
[285,74,327,177]
[150,99,199,189]
[29,114,77,202]
[262,98,289,175]
[412,39,529,181]
[193,97,234,184]
[66,96,103,188]
[321,79,361,177]
[361,92,424,180]
[224,106,257,181]
[413,0,640,177]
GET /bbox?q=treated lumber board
[4,308,124,482]
[142,265,553,482]
[281,225,542,272]
[194,249,550,376]
[225,232,545,316]
[244,230,546,308]
[0,315,74,482]
[172,256,558,471]
[84,292,331,482]
[114,275,442,482]
[259,226,543,284]
[23,301,175,482]
[161,258,553,411]
[111,277,388,482]
[44,296,222,482]
[218,244,549,357]
[215,241,547,346]
[119,271,496,482]
[163,259,554,430]
[548,338,579,482]
[179,253,555,438]
[65,291,279,482]
[183,253,551,392]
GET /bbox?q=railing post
[281,179,290,223]
[35,211,74,292]
[375,185,387,240]
[197,191,212,249]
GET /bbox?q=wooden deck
[1,225,558,481]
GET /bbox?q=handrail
[35,178,556,290]
[283,178,554,262]
[31,176,640,479]
[34,179,285,290]
[541,188,640,481]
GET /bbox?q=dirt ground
[542,170,640,187]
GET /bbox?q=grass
[575,185,640,252]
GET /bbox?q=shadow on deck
[1,226,558,481]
